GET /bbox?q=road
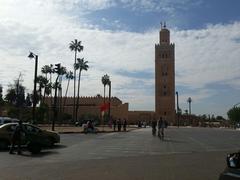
[0,127,240,180]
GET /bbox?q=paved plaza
[0,127,240,180]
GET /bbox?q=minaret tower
[155,22,175,123]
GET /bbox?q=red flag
[100,103,110,112]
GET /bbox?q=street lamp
[28,52,38,124]
[108,80,111,123]
[176,91,180,127]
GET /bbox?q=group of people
[112,119,127,132]
[152,117,168,140]
[83,120,96,133]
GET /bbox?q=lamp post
[108,80,111,123]
[176,91,180,128]
[28,52,38,124]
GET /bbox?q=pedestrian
[152,120,157,136]
[117,119,122,132]
[157,117,166,140]
[123,119,127,131]
[138,120,142,128]
[9,120,24,155]
[113,119,117,131]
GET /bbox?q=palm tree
[41,65,51,102]
[101,74,110,104]
[57,66,67,118]
[74,58,89,121]
[52,65,67,128]
[36,75,48,104]
[63,71,74,111]
[69,39,84,122]
[49,64,54,100]
[187,97,192,115]
[41,65,51,79]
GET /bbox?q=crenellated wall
[44,96,129,121]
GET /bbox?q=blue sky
[0,0,240,118]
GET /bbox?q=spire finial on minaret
[160,22,163,29]
[163,21,166,28]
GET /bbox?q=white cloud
[173,22,240,89]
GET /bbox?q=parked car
[219,152,240,179]
[0,117,19,125]
[0,123,60,153]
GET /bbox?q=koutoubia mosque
[155,23,175,123]
[46,23,176,124]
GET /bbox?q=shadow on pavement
[45,144,67,150]
[163,138,186,143]
[19,150,59,157]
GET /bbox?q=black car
[219,152,240,179]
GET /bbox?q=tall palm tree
[49,64,54,100]
[74,58,89,122]
[57,66,67,117]
[41,65,51,102]
[63,71,74,111]
[101,74,110,104]
[36,75,48,104]
[69,39,84,122]
[187,97,192,115]
[41,65,51,79]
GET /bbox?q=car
[219,152,240,180]
[0,117,19,126]
[0,123,60,152]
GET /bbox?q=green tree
[69,39,84,121]
[0,84,4,105]
[5,80,25,107]
[25,93,32,107]
[216,115,224,121]
[41,65,52,100]
[74,58,89,121]
[5,88,16,104]
[227,107,240,124]
[36,75,48,103]
[101,74,110,104]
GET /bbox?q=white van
[0,117,19,126]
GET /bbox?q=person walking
[117,119,122,132]
[157,117,166,140]
[152,120,157,136]
[113,119,117,131]
[9,120,24,155]
[123,119,127,132]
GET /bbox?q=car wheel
[27,143,42,154]
[47,138,55,147]
[0,140,8,150]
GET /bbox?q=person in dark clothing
[9,120,24,155]
[123,119,127,131]
[152,121,157,136]
[117,119,122,132]
[113,119,117,131]
[138,120,142,128]
[157,117,166,140]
